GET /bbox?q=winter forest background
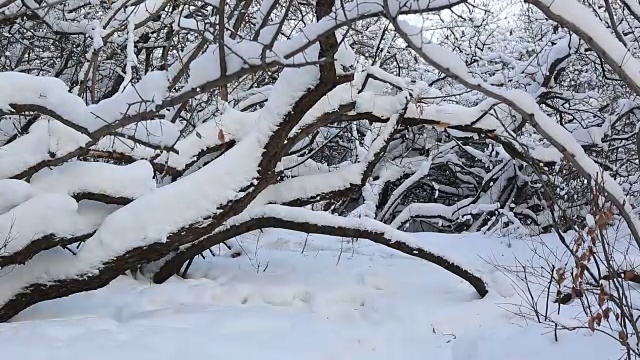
[3,0,640,358]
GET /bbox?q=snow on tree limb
[153,204,489,298]
[389,14,640,248]
[0,194,98,268]
[0,121,91,180]
[0,38,342,319]
[30,160,156,204]
[280,0,467,58]
[391,199,500,229]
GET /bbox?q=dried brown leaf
[619,330,628,345]
[624,271,636,281]
[598,286,607,307]
[555,267,566,285]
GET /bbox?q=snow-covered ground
[0,230,618,359]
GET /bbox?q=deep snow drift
[0,230,619,359]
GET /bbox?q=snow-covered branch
[153,204,489,297]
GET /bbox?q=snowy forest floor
[0,230,621,359]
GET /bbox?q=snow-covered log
[152,205,489,297]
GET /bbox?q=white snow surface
[0,230,619,360]
[0,179,34,215]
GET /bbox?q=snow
[19,0,95,34]
[252,165,363,206]
[420,42,470,75]
[128,0,165,28]
[367,65,408,89]
[380,158,432,219]
[0,48,324,306]
[621,0,640,19]
[279,157,331,177]
[0,73,90,130]
[0,193,96,257]
[356,92,407,118]
[395,13,640,247]
[119,20,137,92]
[0,230,619,360]
[1,69,175,144]
[89,71,169,132]
[186,39,280,92]
[567,125,605,146]
[390,199,499,228]
[364,108,405,162]
[0,121,90,180]
[277,0,467,59]
[117,119,181,148]
[530,146,563,163]
[80,137,262,263]
[549,314,583,330]
[157,108,259,170]
[237,92,270,111]
[30,160,156,199]
[293,79,361,135]
[69,49,321,266]
[533,0,640,93]
[1,1,636,358]
[546,35,577,71]
[0,70,173,152]
[336,32,357,76]
[500,88,640,239]
[0,179,34,214]
[405,99,509,132]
